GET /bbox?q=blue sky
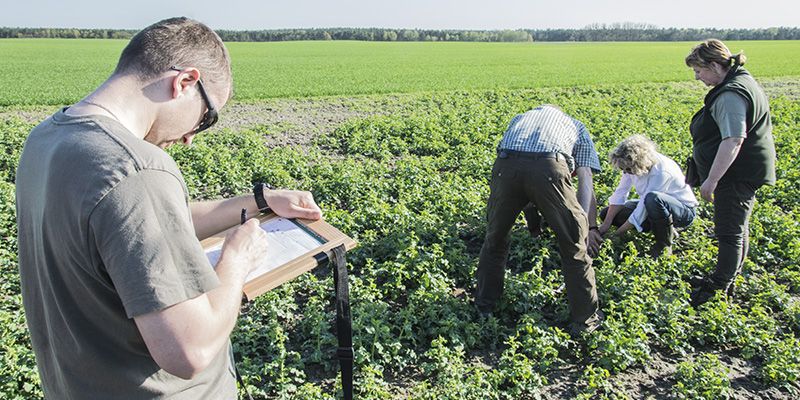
[1,0,797,30]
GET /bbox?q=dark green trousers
[710,180,758,290]
[475,155,599,326]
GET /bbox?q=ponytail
[730,52,747,67]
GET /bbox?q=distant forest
[2,23,799,42]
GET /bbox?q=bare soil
[215,97,388,148]
[537,350,798,399]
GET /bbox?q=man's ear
[170,68,201,99]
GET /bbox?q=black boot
[690,276,725,307]
[691,286,718,307]
[649,215,674,258]
[689,275,706,289]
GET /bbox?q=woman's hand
[700,179,718,202]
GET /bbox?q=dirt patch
[540,363,583,399]
[604,352,678,399]
[721,353,797,400]
[537,350,799,399]
[0,105,59,125]
[760,76,800,100]
[216,97,388,148]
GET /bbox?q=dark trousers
[710,180,758,290]
[475,155,599,326]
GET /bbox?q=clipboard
[200,213,357,300]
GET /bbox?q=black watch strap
[253,183,273,213]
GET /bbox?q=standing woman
[685,39,776,306]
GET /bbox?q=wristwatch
[253,182,274,214]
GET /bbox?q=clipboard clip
[313,251,329,266]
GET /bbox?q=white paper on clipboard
[205,217,324,283]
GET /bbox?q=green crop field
[2,39,800,399]
[1,39,799,105]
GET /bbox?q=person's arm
[191,189,323,241]
[190,195,260,241]
[575,166,596,220]
[598,204,623,236]
[700,137,744,202]
[134,219,267,379]
[600,174,635,235]
[572,123,602,224]
[576,166,603,256]
[599,206,636,238]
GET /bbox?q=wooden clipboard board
[200,214,357,300]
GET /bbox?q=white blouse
[608,153,698,231]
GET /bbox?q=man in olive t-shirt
[15,18,323,399]
[17,109,235,398]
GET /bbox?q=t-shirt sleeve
[572,122,602,172]
[89,169,220,318]
[710,91,748,139]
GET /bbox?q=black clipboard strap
[234,358,254,400]
[331,244,353,400]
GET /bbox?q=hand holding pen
[220,208,268,276]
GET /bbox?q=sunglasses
[170,66,219,134]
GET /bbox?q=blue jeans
[643,192,696,227]
[600,192,695,232]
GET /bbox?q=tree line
[1,25,799,42]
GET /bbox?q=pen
[241,208,247,225]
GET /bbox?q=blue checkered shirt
[498,105,602,173]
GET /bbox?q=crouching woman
[598,135,698,257]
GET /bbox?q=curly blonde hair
[609,135,659,176]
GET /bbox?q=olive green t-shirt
[710,91,748,139]
[15,110,237,399]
